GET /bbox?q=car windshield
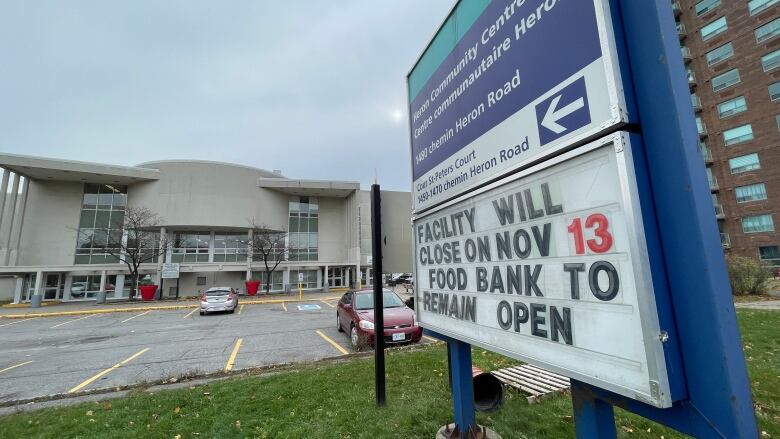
[354,292,404,310]
[206,289,230,296]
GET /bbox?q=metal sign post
[406,0,757,437]
[371,184,387,406]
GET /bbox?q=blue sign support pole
[571,1,758,437]
[571,380,617,439]
[425,329,476,436]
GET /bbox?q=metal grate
[491,364,571,404]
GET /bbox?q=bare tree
[101,207,168,300]
[245,221,292,294]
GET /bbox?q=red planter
[139,285,158,301]
[245,281,261,296]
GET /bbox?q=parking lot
[0,295,428,404]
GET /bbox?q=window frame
[711,69,741,92]
[756,18,780,43]
[729,153,760,174]
[749,0,779,15]
[735,183,768,203]
[717,96,747,118]
[722,124,754,146]
[762,49,780,72]
[696,0,722,16]
[705,42,734,66]
[742,214,775,234]
[701,16,728,41]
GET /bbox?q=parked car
[336,289,422,349]
[199,287,239,315]
[387,273,412,286]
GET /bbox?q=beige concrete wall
[128,161,289,230]
[379,190,413,274]
[317,197,348,263]
[169,271,245,297]
[0,277,16,301]
[17,180,82,266]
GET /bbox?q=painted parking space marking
[0,317,38,328]
[120,310,151,324]
[50,314,95,329]
[297,304,321,311]
[0,360,33,374]
[224,338,243,372]
[320,300,335,308]
[238,304,245,315]
[69,348,150,393]
[315,330,349,355]
[281,302,287,311]
[182,308,198,319]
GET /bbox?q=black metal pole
[176,277,180,299]
[370,183,386,406]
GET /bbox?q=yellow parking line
[0,317,37,327]
[238,304,245,315]
[0,360,33,374]
[50,314,95,329]
[315,330,349,355]
[183,308,198,319]
[120,310,151,324]
[224,338,243,371]
[320,300,335,308]
[281,302,287,312]
[69,348,149,393]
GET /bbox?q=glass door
[44,274,63,300]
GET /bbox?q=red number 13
[567,213,614,255]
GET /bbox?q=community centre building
[0,153,412,303]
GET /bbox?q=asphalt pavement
[0,298,409,404]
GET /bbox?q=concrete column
[1,173,20,265]
[99,270,107,293]
[0,171,10,236]
[10,177,29,266]
[356,263,361,289]
[283,267,290,288]
[208,231,215,263]
[33,270,43,299]
[12,276,22,304]
[316,267,323,288]
[115,274,125,298]
[324,265,329,287]
[246,228,254,280]
[346,267,351,289]
[63,275,73,301]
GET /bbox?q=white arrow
[541,95,585,134]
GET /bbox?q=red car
[336,289,422,350]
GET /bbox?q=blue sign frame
[420,0,758,437]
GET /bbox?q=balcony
[677,22,687,40]
[681,46,693,63]
[691,94,702,112]
[697,120,708,138]
[672,0,682,17]
[715,204,725,219]
[687,70,697,89]
[699,143,714,164]
[708,174,719,192]
[721,233,731,248]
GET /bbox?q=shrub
[726,255,770,296]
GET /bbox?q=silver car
[199,287,239,315]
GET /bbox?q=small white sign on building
[298,272,304,283]
[161,263,180,279]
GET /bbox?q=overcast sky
[0,1,454,192]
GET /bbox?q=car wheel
[350,325,361,350]
[230,308,235,314]
[200,311,205,316]
[336,313,343,332]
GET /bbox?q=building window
[759,246,780,266]
[756,18,780,43]
[290,270,318,289]
[360,268,373,287]
[717,96,747,118]
[771,82,780,102]
[735,183,767,203]
[75,184,127,264]
[762,49,780,72]
[712,69,740,92]
[723,124,754,146]
[742,214,774,233]
[729,153,760,174]
[250,271,283,291]
[696,0,721,16]
[196,276,207,286]
[701,17,727,41]
[749,0,778,15]
[213,233,246,262]
[328,267,344,287]
[288,197,319,261]
[705,42,734,66]
[172,233,210,263]
[70,275,116,299]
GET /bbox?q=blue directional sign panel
[408,0,627,212]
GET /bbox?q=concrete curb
[0,295,343,319]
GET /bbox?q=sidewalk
[735,300,780,310]
[0,291,343,319]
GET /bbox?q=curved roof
[136,159,284,178]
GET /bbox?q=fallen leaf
[86,410,93,417]
[235,420,241,429]
[621,425,633,433]
[174,435,181,439]
[174,407,181,414]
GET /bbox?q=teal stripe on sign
[408,0,491,102]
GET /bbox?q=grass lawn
[2,310,778,438]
